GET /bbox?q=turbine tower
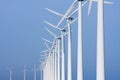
[97,0,104,79]
[9,70,12,80]
[77,0,84,80]
[8,67,14,80]
[23,65,27,80]
[97,0,112,80]
[33,65,37,80]
[67,17,73,80]
[40,62,44,80]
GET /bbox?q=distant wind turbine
[23,65,27,80]
[8,67,14,80]
[33,65,37,80]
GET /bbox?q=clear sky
[0,0,120,80]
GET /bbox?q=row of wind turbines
[40,0,113,80]
[7,65,42,80]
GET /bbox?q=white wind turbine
[45,27,61,80]
[94,0,109,79]
[39,64,43,80]
[8,67,14,80]
[87,0,112,80]
[32,65,37,80]
[23,65,28,80]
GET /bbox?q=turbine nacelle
[61,29,66,32]
[78,0,85,1]
[68,17,74,21]
[57,37,61,40]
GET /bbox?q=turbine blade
[40,50,49,53]
[44,42,50,50]
[71,17,78,24]
[43,20,61,30]
[92,0,113,4]
[41,38,53,44]
[68,8,78,17]
[56,0,77,27]
[45,8,65,17]
[104,1,113,4]
[82,0,88,6]
[40,54,48,57]
[43,20,56,28]
[45,27,57,38]
[88,0,93,15]
[64,32,68,36]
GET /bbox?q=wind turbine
[39,65,43,80]
[23,65,28,80]
[97,0,112,80]
[87,0,112,80]
[32,65,37,80]
[8,67,14,80]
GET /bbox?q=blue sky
[0,0,120,80]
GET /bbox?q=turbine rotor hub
[68,17,73,21]
[57,37,61,40]
[61,29,66,32]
